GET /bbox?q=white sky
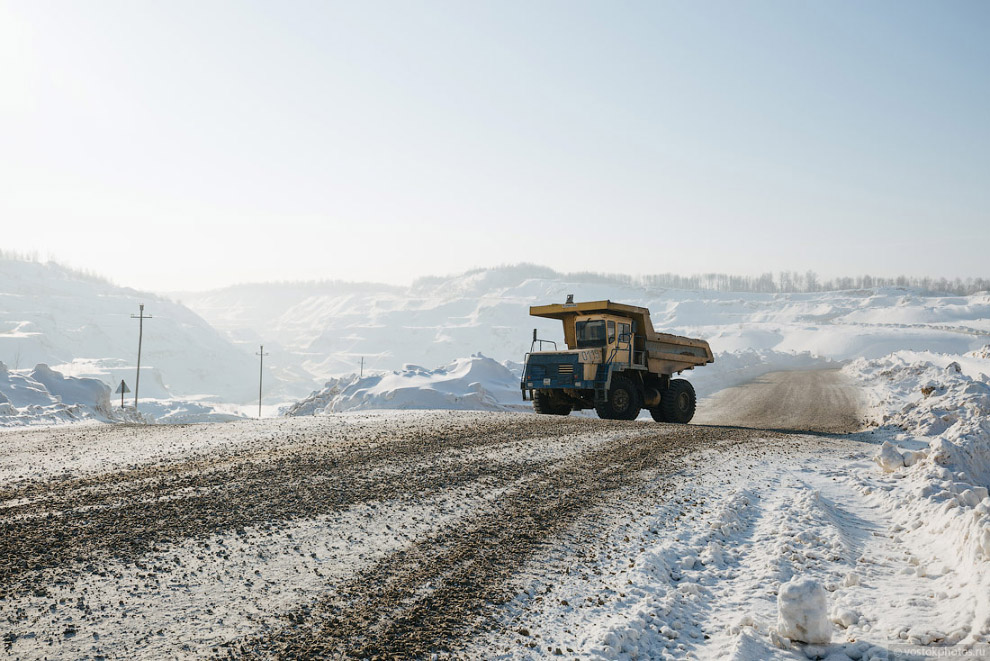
[1,1,988,291]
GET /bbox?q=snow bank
[30,363,112,413]
[847,349,990,490]
[845,348,990,644]
[0,361,112,426]
[0,362,236,426]
[284,354,527,415]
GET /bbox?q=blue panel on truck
[521,353,581,390]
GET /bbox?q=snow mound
[776,577,831,644]
[847,351,990,487]
[970,345,990,360]
[31,363,112,413]
[0,361,112,426]
[846,349,990,615]
[284,354,526,415]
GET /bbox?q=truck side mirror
[533,328,538,342]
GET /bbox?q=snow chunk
[830,606,860,629]
[777,577,831,644]
[874,441,905,472]
[901,448,928,467]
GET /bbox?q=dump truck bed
[530,300,714,375]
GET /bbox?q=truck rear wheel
[658,379,696,424]
[533,390,571,416]
[595,374,641,421]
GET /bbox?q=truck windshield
[575,320,607,348]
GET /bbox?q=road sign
[116,380,131,409]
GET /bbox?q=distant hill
[178,265,990,382]
[0,257,291,403]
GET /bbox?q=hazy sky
[1,1,988,291]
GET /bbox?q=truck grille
[557,364,574,374]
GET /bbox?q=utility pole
[360,356,364,378]
[131,304,152,410]
[256,345,269,418]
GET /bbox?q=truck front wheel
[656,379,696,424]
[533,390,571,416]
[595,375,642,421]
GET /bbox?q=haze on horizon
[1,1,988,292]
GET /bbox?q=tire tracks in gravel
[0,416,629,598]
[224,425,783,660]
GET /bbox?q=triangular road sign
[116,380,131,394]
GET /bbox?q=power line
[130,304,152,412]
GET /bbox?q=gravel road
[0,371,866,659]
[693,368,864,433]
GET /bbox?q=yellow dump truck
[521,298,714,422]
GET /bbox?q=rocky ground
[0,411,796,659]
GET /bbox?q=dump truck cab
[521,298,714,422]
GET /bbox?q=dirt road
[0,370,866,659]
[692,368,864,433]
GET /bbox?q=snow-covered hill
[180,266,990,384]
[0,258,285,404]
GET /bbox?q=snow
[285,354,527,415]
[874,441,905,472]
[466,430,990,659]
[179,268,990,421]
[0,360,247,427]
[5,490,491,659]
[178,270,990,383]
[30,363,112,412]
[776,577,831,644]
[458,331,990,658]
[835,347,990,651]
[0,361,111,426]
[6,259,989,422]
[4,260,990,656]
[0,258,291,405]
